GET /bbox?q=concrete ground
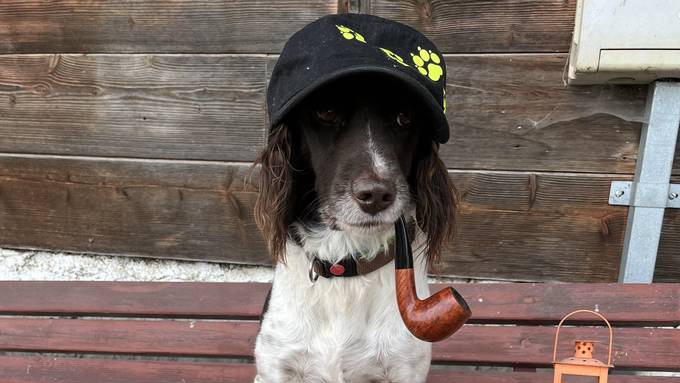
[0,247,471,283]
[0,248,274,282]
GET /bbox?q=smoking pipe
[394,216,471,342]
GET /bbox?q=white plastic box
[568,0,680,84]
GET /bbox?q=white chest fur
[254,233,432,383]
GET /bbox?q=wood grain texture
[0,283,676,378]
[2,53,660,173]
[451,283,680,325]
[446,170,630,282]
[0,357,675,383]
[1,282,677,325]
[0,1,337,54]
[3,155,680,281]
[365,0,577,53]
[0,317,258,357]
[656,208,680,282]
[432,325,680,370]
[448,170,680,282]
[449,209,626,281]
[442,54,650,173]
[0,282,272,319]
[1,318,677,370]
[0,357,256,383]
[0,54,266,161]
[269,52,649,173]
[427,369,678,383]
[0,155,269,264]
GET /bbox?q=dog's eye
[316,108,338,123]
[396,112,412,127]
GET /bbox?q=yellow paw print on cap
[336,25,366,43]
[411,46,443,81]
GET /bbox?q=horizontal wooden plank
[432,326,680,370]
[0,155,269,264]
[0,357,675,383]
[450,208,625,282]
[0,54,265,161]
[0,1,337,53]
[0,318,258,357]
[452,283,680,325]
[442,54,650,173]
[450,170,680,282]
[3,155,680,281]
[0,357,256,383]
[451,170,629,213]
[233,53,652,174]
[1,282,677,325]
[1,318,676,370]
[366,0,577,53]
[449,170,628,282]
[0,282,271,319]
[2,53,660,174]
[427,369,678,383]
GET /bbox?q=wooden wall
[0,0,678,282]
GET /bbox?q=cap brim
[268,65,449,143]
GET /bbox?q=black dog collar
[292,223,417,282]
[308,249,395,282]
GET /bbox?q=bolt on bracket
[609,181,680,208]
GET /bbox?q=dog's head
[255,74,456,264]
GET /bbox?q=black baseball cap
[267,13,449,143]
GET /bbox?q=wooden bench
[0,282,678,382]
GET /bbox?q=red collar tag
[329,263,346,276]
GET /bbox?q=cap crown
[267,14,449,143]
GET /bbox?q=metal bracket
[609,181,680,208]
[611,81,680,283]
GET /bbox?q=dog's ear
[414,142,458,267]
[253,123,296,263]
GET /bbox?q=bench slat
[1,318,677,370]
[0,356,255,383]
[453,283,680,324]
[0,282,270,319]
[433,325,680,371]
[1,282,677,324]
[427,370,679,383]
[0,318,257,358]
[0,357,676,383]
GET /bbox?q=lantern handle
[552,309,613,366]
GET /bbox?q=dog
[252,72,456,382]
[253,13,456,383]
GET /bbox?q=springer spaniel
[253,73,456,382]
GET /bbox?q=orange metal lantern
[553,310,614,383]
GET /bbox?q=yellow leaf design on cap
[379,48,410,67]
[336,25,366,43]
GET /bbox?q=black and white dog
[253,13,455,382]
[253,73,456,382]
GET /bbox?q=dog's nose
[351,177,396,215]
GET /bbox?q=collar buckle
[308,258,321,283]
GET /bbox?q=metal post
[617,82,680,283]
